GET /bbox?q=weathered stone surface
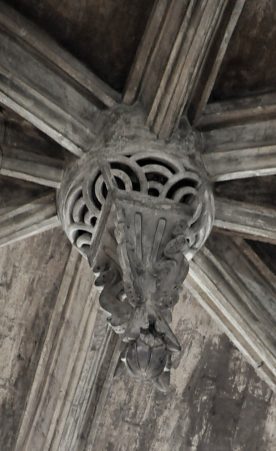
[215,176,276,208]
[4,0,155,92]
[91,292,276,451]
[0,175,47,211]
[0,228,71,451]
[58,105,214,391]
[0,1,276,449]
[213,0,276,99]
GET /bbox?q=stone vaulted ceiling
[0,1,276,450]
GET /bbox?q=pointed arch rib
[186,235,276,392]
[202,117,276,181]
[214,197,276,244]
[0,191,59,248]
[124,0,245,138]
[0,117,65,187]
[15,248,120,451]
[197,92,276,130]
[0,2,120,157]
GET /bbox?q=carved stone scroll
[58,106,214,389]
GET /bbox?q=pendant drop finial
[58,106,214,390]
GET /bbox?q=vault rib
[0,114,66,187]
[187,235,276,392]
[0,1,120,157]
[0,191,59,248]
[124,0,245,138]
[14,247,119,451]
[197,92,276,130]
[214,198,276,244]
[202,117,276,181]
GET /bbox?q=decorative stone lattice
[58,106,214,390]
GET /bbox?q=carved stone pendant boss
[58,107,214,391]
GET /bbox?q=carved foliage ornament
[58,107,214,391]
